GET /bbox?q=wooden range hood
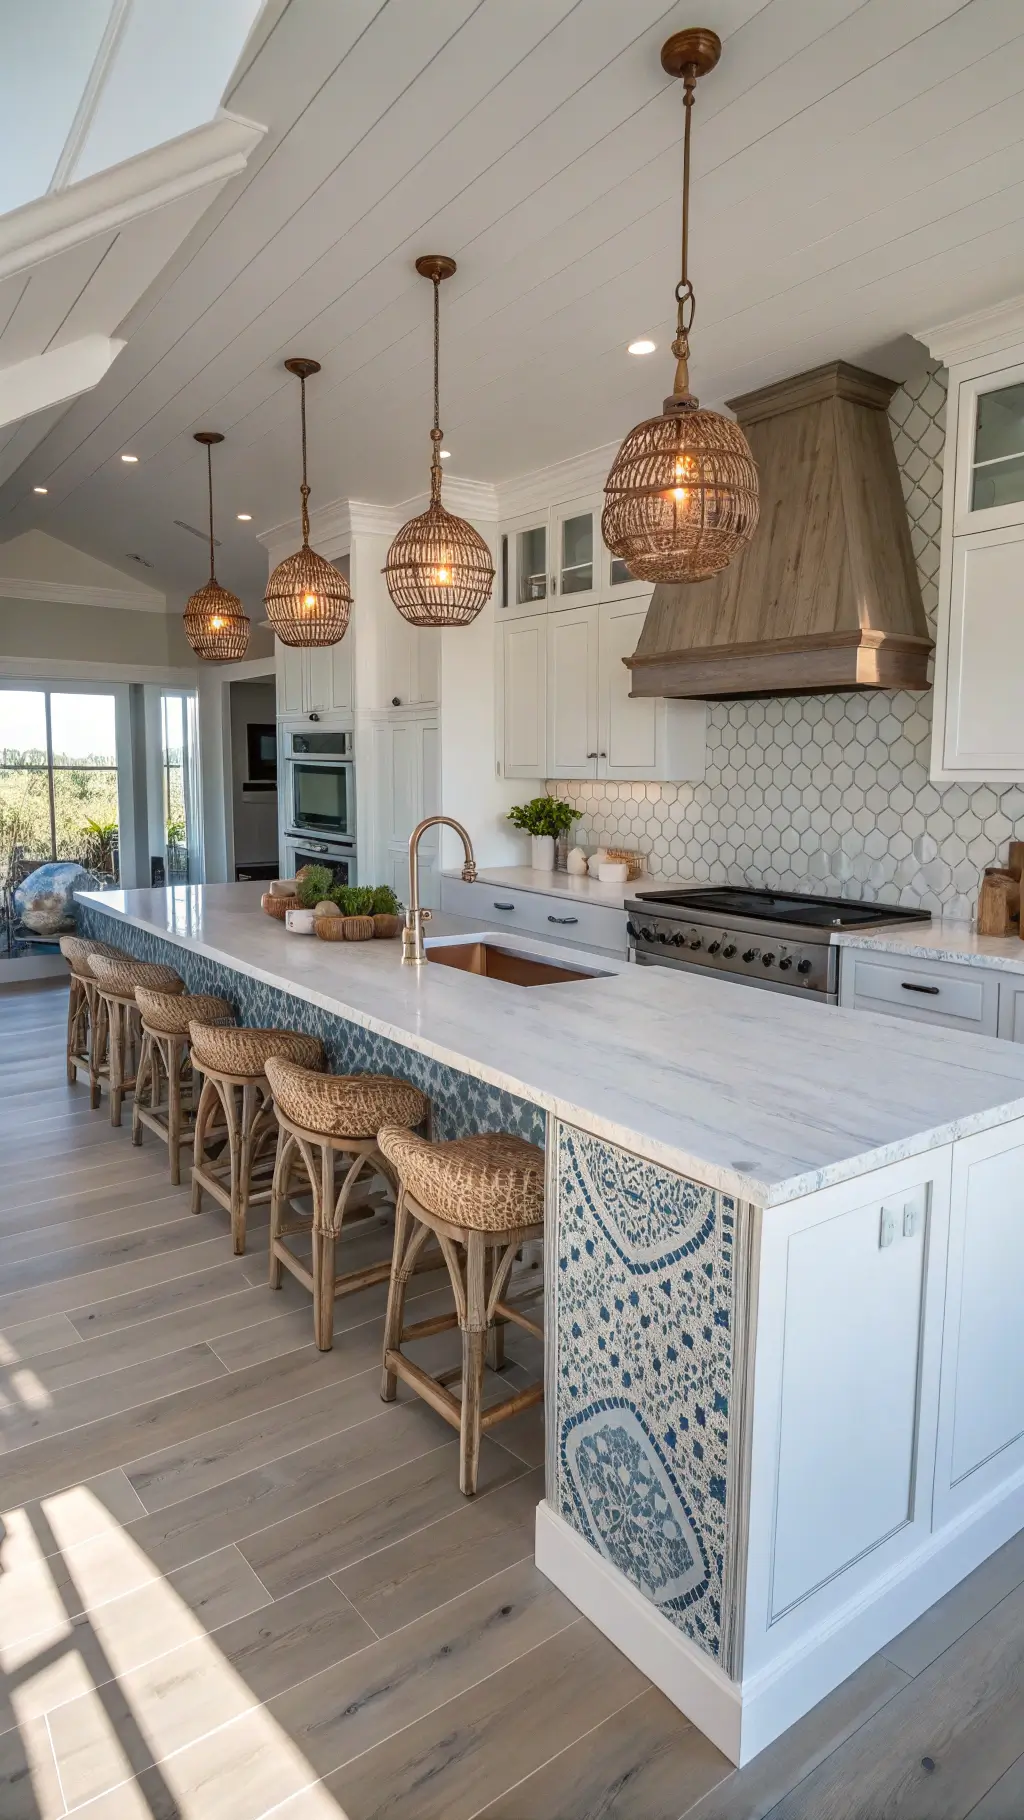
[625,361,933,700]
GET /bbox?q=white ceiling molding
[0,112,266,282]
[258,497,403,569]
[0,655,195,684]
[47,0,133,196]
[918,293,1024,368]
[0,575,164,613]
[494,442,620,520]
[0,335,125,434]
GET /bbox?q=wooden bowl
[372,914,404,940]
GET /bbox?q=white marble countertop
[79,883,1024,1209]
[833,919,1024,974]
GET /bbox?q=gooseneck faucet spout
[403,816,476,966]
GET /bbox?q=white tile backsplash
[550,366,1022,920]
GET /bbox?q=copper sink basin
[426,941,609,987]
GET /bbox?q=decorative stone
[14,862,100,935]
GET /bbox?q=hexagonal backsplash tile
[550,365,1021,921]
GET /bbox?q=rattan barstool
[132,987,236,1183]
[189,1023,324,1255]
[59,935,122,1101]
[87,955,185,1126]
[377,1126,545,1495]
[264,1056,430,1351]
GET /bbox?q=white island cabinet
[77,882,1024,1770]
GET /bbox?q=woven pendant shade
[264,358,351,648]
[604,29,759,586]
[183,432,250,662]
[384,256,494,627]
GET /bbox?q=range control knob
[626,920,639,939]
[657,930,671,944]
[778,955,792,971]
[671,931,686,947]
[707,940,720,954]
[642,927,656,942]
[762,952,775,967]
[689,937,702,950]
[743,948,760,963]
[722,943,736,958]
[797,958,813,974]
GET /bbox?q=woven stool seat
[89,954,185,999]
[265,1057,428,1140]
[59,935,122,977]
[136,988,234,1037]
[380,1127,546,1495]
[376,1128,544,1232]
[189,1023,322,1078]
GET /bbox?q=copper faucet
[403,816,477,966]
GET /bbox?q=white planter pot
[531,834,556,871]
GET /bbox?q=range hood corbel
[624,361,933,700]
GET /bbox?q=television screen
[246,722,277,784]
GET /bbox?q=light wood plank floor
[2,981,1023,1819]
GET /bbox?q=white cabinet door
[383,608,439,709]
[547,606,599,778]
[935,1120,1024,1526]
[501,614,547,779]
[599,600,659,780]
[306,637,353,714]
[997,977,1024,1040]
[372,713,440,909]
[940,523,1024,777]
[275,640,305,717]
[552,497,599,610]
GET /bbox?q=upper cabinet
[928,303,1024,781]
[276,636,352,719]
[499,492,651,618]
[381,606,439,711]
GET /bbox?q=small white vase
[531,834,556,871]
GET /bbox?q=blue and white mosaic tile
[554,1122,734,1661]
[77,905,545,1147]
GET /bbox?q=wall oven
[282,834,357,887]
[283,726,355,844]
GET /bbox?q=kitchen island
[78,883,1024,1765]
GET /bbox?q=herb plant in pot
[506,797,581,872]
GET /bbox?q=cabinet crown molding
[918,293,1024,368]
[495,442,621,519]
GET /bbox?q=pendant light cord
[670,64,698,401]
[206,441,217,583]
[430,274,443,505]
[299,373,311,544]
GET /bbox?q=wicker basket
[372,914,404,940]
[313,916,346,942]
[344,916,375,941]
[261,892,290,921]
[603,848,644,880]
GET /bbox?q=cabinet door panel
[937,1123,1024,1524]
[770,1185,928,1619]
[275,640,305,717]
[599,601,658,779]
[547,607,598,778]
[501,615,547,778]
[997,979,1024,1041]
[944,526,1024,772]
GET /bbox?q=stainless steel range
[625,886,931,1003]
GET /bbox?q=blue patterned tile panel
[554,1121,734,1661]
[77,904,545,1148]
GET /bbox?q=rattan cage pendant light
[603,29,759,585]
[183,432,250,662]
[264,357,351,647]
[384,256,494,627]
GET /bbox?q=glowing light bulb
[210,616,225,630]
[302,592,317,610]
[434,565,451,585]
[670,454,696,503]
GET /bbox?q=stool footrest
[493,1299,544,1342]
[399,1311,459,1342]
[385,1350,462,1428]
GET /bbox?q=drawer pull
[493,901,515,910]
[901,982,940,995]
[548,915,579,925]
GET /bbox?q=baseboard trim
[0,954,69,982]
[534,1501,743,1763]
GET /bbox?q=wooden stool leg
[108,1000,124,1127]
[167,1036,184,1186]
[381,1190,414,1402]
[191,1076,219,1212]
[132,1030,152,1146]
[89,989,105,1109]
[460,1232,488,1497]
[268,1128,296,1289]
[485,1245,506,1371]
[66,977,82,1084]
[232,1080,258,1256]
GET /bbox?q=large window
[0,689,120,883]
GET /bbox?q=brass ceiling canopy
[383,255,495,628]
[264,357,352,647]
[602,27,760,585]
[183,431,250,662]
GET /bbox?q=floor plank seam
[0,1342,229,1457]
[461,1686,653,1820]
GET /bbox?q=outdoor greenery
[0,744,120,882]
[506,796,582,838]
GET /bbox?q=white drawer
[441,877,627,955]
[839,949,999,1036]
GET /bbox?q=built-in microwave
[283,726,355,842]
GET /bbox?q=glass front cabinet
[498,496,647,616]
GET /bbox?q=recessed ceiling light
[628,339,657,356]
[439,449,451,460]
[120,453,138,463]
[237,512,252,521]
[33,485,48,494]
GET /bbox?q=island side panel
[548,1118,745,1667]
[76,904,545,1145]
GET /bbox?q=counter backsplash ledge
[552,365,1023,922]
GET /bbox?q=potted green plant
[506,796,581,872]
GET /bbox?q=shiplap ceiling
[1,0,1022,605]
